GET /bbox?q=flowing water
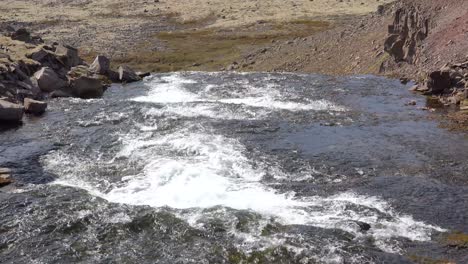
[0,72,467,263]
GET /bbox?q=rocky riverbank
[0,27,145,125]
[235,0,468,130]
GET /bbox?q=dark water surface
[0,72,467,263]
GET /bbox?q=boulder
[0,99,24,122]
[426,70,451,94]
[69,76,104,98]
[118,65,141,83]
[55,44,82,68]
[89,55,110,75]
[24,98,47,115]
[33,67,67,92]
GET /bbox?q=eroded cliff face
[384,7,429,64]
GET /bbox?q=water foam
[45,126,445,247]
[131,73,346,118]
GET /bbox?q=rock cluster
[412,61,468,108]
[0,28,143,123]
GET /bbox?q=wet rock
[34,67,67,92]
[89,55,110,75]
[355,221,371,232]
[50,89,73,98]
[24,98,47,115]
[0,99,24,122]
[69,76,104,98]
[137,71,151,78]
[426,70,451,94]
[55,44,83,68]
[118,65,141,83]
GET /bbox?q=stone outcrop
[24,98,47,115]
[0,99,24,122]
[384,7,429,64]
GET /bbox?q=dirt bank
[0,0,392,71]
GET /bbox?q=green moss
[443,232,468,248]
[368,52,390,73]
[110,19,330,72]
[407,255,454,264]
[227,247,290,264]
[261,223,285,236]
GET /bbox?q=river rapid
[0,72,467,263]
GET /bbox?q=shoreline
[0,0,467,131]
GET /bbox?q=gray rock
[0,99,24,122]
[24,98,47,115]
[118,65,141,83]
[70,76,103,98]
[89,55,110,75]
[34,67,67,92]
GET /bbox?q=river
[1,72,467,263]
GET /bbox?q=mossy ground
[81,19,330,73]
